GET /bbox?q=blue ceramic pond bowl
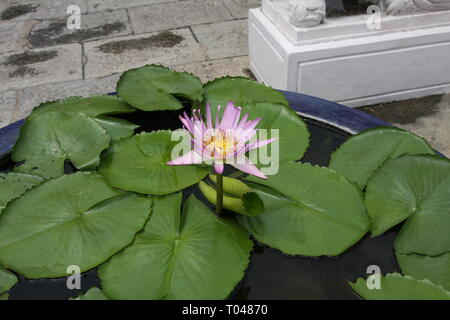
[0,90,443,300]
[0,91,392,158]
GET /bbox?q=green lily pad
[0,266,17,295]
[242,162,369,256]
[12,112,110,179]
[27,95,135,120]
[93,116,137,142]
[396,251,450,291]
[99,193,252,300]
[70,287,109,300]
[365,155,450,255]
[202,79,306,162]
[0,293,8,300]
[241,102,310,163]
[117,65,203,111]
[0,172,152,279]
[329,127,435,190]
[203,77,288,112]
[242,192,265,217]
[25,95,138,143]
[0,172,43,214]
[349,273,450,300]
[99,131,209,195]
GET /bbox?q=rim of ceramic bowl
[0,90,397,160]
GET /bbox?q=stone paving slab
[192,19,248,60]
[84,28,207,79]
[0,44,82,91]
[221,0,261,19]
[0,20,35,54]
[86,0,178,12]
[172,56,250,83]
[359,94,450,157]
[0,90,17,128]
[0,0,87,22]
[29,10,132,48]
[128,0,233,34]
[11,74,120,122]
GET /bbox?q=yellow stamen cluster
[203,129,238,158]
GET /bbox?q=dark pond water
[1,110,400,300]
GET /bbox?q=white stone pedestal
[249,7,450,107]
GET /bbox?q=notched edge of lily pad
[27,95,136,121]
[0,266,18,295]
[328,126,436,190]
[203,76,289,107]
[0,172,44,214]
[0,172,153,279]
[12,112,112,179]
[145,64,204,100]
[348,272,450,300]
[99,130,209,196]
[116,64,204,112]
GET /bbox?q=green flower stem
[215,173,223,215]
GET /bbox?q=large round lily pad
[27,95,135,120]
[117,65,203,111]
[204,77,288,112]
[349,273,450,300]
[0,172,152,279]
[99,193,253,300]
[365,155,450,254]
[70,287,109,300]
[242,162,369,256]
[92,116,137,142]
[0,266,17,295]
[239,102,310,163]
[396,252,450,291]
[0,172,43,214]
[99,130,209,195]
[12,112,110,179]
[329,127,435,190]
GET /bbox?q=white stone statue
[288,0,326,28]
[376,0,450,15]
[281,0,450,29]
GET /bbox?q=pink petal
[167,150,203,165]
[215,105,221,127]
[237,127,258,144]
[231,106,242,129]
[219,101,238,129]
[206,104,213,129]
[193,137,205,154]
[246,137,277,152]
[180,113,194,134]
[192,120,205,139]
[194,111,207,133]
[214,161,224,174]
[231,157,267,179]
[243,118,261,130]
[236,113,249,129]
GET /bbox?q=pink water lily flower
[167,102,276,179]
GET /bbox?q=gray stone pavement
[0,0,448,157]
[359,95,450,158]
